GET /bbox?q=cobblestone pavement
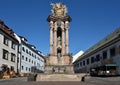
[85,76,120,85]
[0,76,120,85]
[0,81,95,85]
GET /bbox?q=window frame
[11,53,16,62]
[22,47,25,52]
[22,55,24,60]
[91,56,95,63]
[21,66,24,70]
[26,57,28,61]
[103,51,107,60]
[4,36,9,46]
[87,58,89,65]
[96,54,100,62]
[110,47,116,57]
[11,41,16,50]
[3,49,9,60]
[83,60,85,66]
[26,49,28,54]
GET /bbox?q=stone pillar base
[45,65,74,74]
[45,54,73,74]
[45,55,73,65]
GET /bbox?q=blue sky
[0,0,120,55]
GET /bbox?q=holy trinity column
[46,3,72,67]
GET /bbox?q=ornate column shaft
[65,21,69,54]
[61,22,65,55]
[50,21,53,55]
[66,29,69,54]
[54,22,57,55]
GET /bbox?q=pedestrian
[6,67,10,74]
[34,74,37,81]
[0,66,2,74]
[81,76,85,82]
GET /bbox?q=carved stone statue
[50,3,67,17]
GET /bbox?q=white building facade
[17,36,44,73]
[0,20,19,73]
[0,20,45,74]
[74,28,120,75]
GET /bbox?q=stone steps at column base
[36,73,86,81]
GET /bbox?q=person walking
[34,74,37,81]
[0,66,2,74]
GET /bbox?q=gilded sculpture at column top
[50,3,67,17]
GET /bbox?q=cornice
[47,15,72,22]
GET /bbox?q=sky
[0,0,120,56]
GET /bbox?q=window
[3,49,9,60]
[80,62,82,66]
[26,49,28,54]
[4,36,9,46]
[21,66,24,70]
[26,67,28,71]
[77,63,79,67]
[32,53,34,57]
[29,68,31,71]
[29,59,31,62]
[96,54,100,61]
[11,53,16,62]
[37,63,39,66]
[26,57,28,61]
[110,47,116,57]
[41,59,44,62]
[83,61,85,66]
[22,47,25,52]
[38,57,40,61]
[29,51,31,55]
[22,56,24,60]
[11,41,16,50]
[87,58,89,65]
[91,57,95,63]
[17,57,19,63]
[103,51,107,59]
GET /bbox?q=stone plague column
[45,3,74,74]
